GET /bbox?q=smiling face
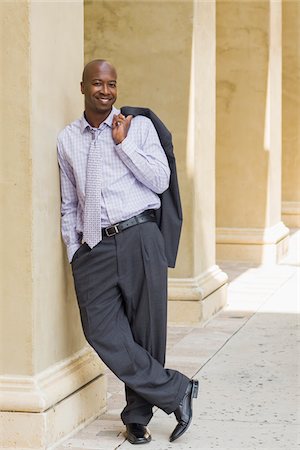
[81,61,117,117]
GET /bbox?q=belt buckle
[105,224,120,237]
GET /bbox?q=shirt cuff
[67,243,81,263]
[115,137,136,157]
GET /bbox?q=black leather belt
[102,210,156,237]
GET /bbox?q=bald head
[82,59,117,83]
[80,59,118,123]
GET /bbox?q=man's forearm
[115,137,170,194]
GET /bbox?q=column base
[168,265,228,324]
[1,377,106,450]
[0,346,107,449]
[282,201,300,228]
[216,222,289,264]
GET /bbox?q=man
[57,59,198,444]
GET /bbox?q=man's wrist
[115,137,126,147]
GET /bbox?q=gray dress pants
[71,221,189,425]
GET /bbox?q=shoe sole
[126,432,152,445]
[127,438,151,445]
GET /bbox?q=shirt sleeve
[115,118,170,194]
[57,138,81,262]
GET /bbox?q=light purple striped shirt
[57,106,170,262]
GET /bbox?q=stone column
[85,0,227,324]
[0,2,106,448]
[282,0,300,228]
[168,0,228,323]
[216,0,289,263]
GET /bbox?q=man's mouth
[96,97,112,104]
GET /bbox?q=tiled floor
[54,230,300,450]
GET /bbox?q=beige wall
[30,0,85,373]
[216,0,271,229]
[0,1,33,375]
[216,0,288,263]
[282,0,300,206]
[0,0,85,377]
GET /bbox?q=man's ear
[80,81,84,94]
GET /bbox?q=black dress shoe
[126,423,152,445]
[169,379,199,442]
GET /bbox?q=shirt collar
[80,106,120,134]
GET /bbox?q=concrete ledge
[282,201,300,228]
[0,346,105,413]
[1,375,106,450]
[168,283,227,325]
[216,222,290,263]
[168,264,228,301]
[168,265,228,324]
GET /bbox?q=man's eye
[94,82,101,86]
[109,83,116,88]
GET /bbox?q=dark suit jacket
[121,106,182,268]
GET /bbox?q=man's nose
[100,83,109,95]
